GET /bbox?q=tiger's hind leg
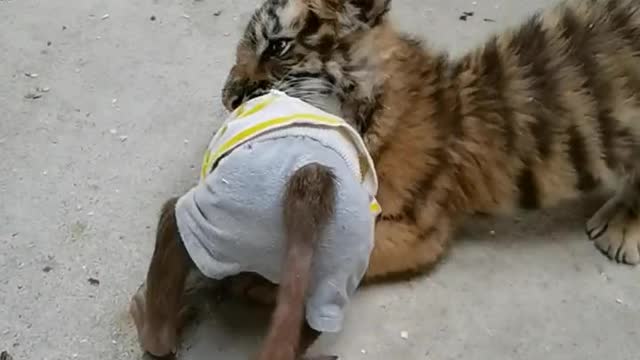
[363,216,453,282]
[228,219,453,300]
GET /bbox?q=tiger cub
[222,0,640,280]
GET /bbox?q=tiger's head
[222,0,391,130]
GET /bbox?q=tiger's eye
[268,39,291,56]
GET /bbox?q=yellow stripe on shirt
[204,113,343,175]
[235,95,276,119]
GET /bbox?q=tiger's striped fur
[222,0,640,280]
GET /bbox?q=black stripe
[271,18,282,34]
[287,70,323,78]
[431,53,457,134]
[449,58,468,137]
[480,36,516,151]
[404,54,457,218]
[606,0,640,54]
[568,125,598,191]
[298,11,321,40]
[370,5,390,27]
[355,0,374,23]
[517,167,540,209]
[287,70,327,81]
[316,34,335,57]
[510,15,556,159]
[604,0,640,105]
[355,91,382,135]
[260,24,270,42]
[402,157,446,222]
[379,213,406,222]
[559,7,617,169]
[266,4,278,21]
[246,17,260,48]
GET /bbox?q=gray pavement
[1,0,638,359]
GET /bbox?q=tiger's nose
[222,70,245,111]
[221,76,269,111]
[228,95,244,111]
[222,84,244,111]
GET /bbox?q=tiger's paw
[593,210,640,265]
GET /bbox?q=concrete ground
[1,0,639,359]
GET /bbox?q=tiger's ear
[348,0,391,26]
[302,0,343,20]
[301,0,390,27]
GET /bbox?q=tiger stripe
[223,0,640,278]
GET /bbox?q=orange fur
[223,0,640,280]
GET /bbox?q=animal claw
[586,223,607,240]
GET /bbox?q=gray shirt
[175,134,375,333]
